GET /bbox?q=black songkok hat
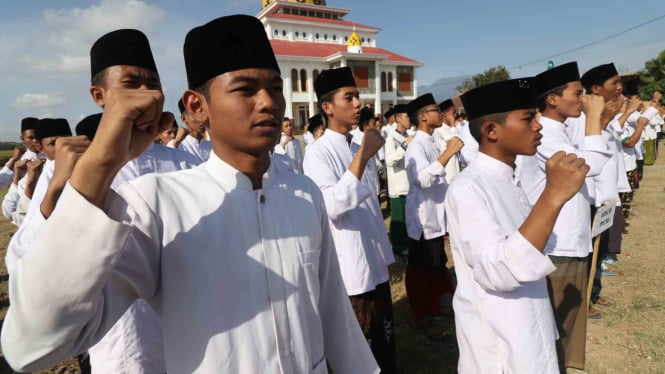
[21,117,38,132]
[90,29,157,79]
[314,67,356,99]
[393,104,408,114]
[407,93,437,117]
[383,108,394,119]
[178,99,186,114]
[359,107,374,125]
[184,15,280,90]
[34,118,72,141]
[581,63,618,90]
[536,62,580,96]
[307,114,324,133]
[461,78,538,121]
[76,113,102,141]
[438,99,454,112]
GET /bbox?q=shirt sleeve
[314,190,380,374]
[537,129,610,176]
[303,148,372,220]
[384,135,406,167]
[0,163,14,189]
[2,183,20,219]
[1,183,160,372]
[405,141,445,189]
[445,183,556,292]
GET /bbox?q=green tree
[456,65,510,94]
[638,49,665,101]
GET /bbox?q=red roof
[270,39,418,63]
[266,13,377,30]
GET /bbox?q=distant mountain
[418,75,471,101]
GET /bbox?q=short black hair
[194,79,212,100]
[317,88,338,121]
[536,83,568,113]
[91,68,107,87]
[468,111,509,143]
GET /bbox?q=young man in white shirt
[177,98,212,162]
[384,104,412,263]
[518,62,611,370]
[446,78,590,374]
[2,16,377,374]
[304,66,395,373]
[404,93,463,338]
[0,118,43,188]
[273,117,303,173]
[433,99,462,183]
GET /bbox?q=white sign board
[591,202,616,237]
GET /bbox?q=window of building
[274,29,278,36]
[332,35,337,41]
[380,72,387,92]
[300,69,308,92]
[299,10,307,16]
[324,34,328,40]
[316,12,322,18]
[295,31,299,37]
[353,67,369,88]
[282,30,286,37]
[398,73,411,92]
[324,13,331,19]
[313,69,320,81]
[388,72,394,92]
[303,32,307,38]
[308,11,314,17]
[344,36,348,42]
[367,38,371,44]
[361,37,365,43]
[283,8,291,14]
[291,69,299,92]
[332,14,338,19]
[316,33,320,39]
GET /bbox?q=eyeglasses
[421,107,441,114]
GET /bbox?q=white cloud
[18,0,165,74]
[12,93,65,109]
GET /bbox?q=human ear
[89,86,105,107]
[183,90,208,125]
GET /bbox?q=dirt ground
[0,146,664,373]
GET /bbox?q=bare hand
[581,95,605,119]
[12,147,26,161]
[405,135,414,145]
[12,159,28,183]
[86,88,173,170]
[543,151,590,205]
[601,96,623,122]
[625,96,642,114]
[25,158,45,183]
[444,136,464,154]
[174,126,189,142]
[360,128,385,160]
[52,136,91,186]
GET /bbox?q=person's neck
[213,144,271,190]
[190,131,204,142]
[396,124,409,134]
[417,123,434,135]
[479,143,517,168]
[541,109,565,123]
[327,120,352,136]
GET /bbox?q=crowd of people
[0,13,664,374]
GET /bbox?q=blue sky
[1,0,664,141]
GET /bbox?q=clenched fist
[360,128,385,160]
[444,136,464,155]
[543,151,590,205]
[581,95,605,120]
[52,136,91,186]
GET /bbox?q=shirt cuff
[504,232,557,282]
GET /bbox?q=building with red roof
[258,0,421,128]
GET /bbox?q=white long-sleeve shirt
[445,152,559,374]
[5,143,199,374]
[457,121,479,166]
[178,135,212,162]
[274,133,303,174]
[519,116,611,257]
[1,155,378,374]
[405,130,447,240]
[0,150,41,189]
[384,129,409,198]
[433,124,461,184]
[303,129,394,296]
